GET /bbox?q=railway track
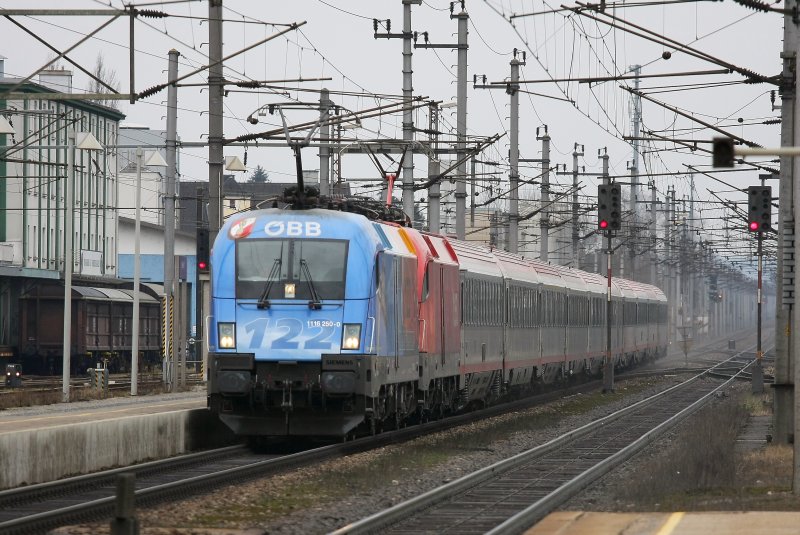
[0,374,204,395]
[0,374,623,534]
[0,334,763,533]
[332,347,761,535]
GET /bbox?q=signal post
[598,182,622,393]
[713,140,776,403]
[748,184,773,393]
[196,228,211,381]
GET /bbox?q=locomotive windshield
[236,239,348,300]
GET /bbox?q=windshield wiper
[257,258,282,309]
[300,259,322,310]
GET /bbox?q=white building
[116,124,180,226]
[0,66,124,350]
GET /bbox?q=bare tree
[89,53,120,110]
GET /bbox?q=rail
[332,344,763,535]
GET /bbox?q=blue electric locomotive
[208,209,420,436]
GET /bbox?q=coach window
[489,283,495,325]
[462,280,467,325]
[484,281,488,325]
[479,280,485,325]
[546,292,552,326]
[471,279,476,325]
[422,264,430,302]
[461,280,467,325]
[479,281,483,325]
[484,282,489,325]
[494,283,499,325]
[481,281,486,325]
[543,292,549,327]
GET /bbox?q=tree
[249,165,269,183]
[89,53,120,110]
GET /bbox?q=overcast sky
[0,0,784,267]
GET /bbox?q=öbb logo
[264,221,322,237]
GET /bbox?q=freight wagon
[18,283,162,375]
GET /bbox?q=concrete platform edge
[0,408,236,490]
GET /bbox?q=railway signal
[712,137,735,168]
[597,183,621,232]
[196,227,210,273]
[747,185,772,232]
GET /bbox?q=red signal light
[749,221,759,232]
[198,261,208,271]
[599,220,609,229]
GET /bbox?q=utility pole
[208,0,223,241]
[132,148,142,396]
[538,127,551,261]
[164,48,179,389]
[650,180,657,285]
[508,53,522,254]
[428,102,441,233]
[319,88,331,196]
[205,0,223,391]
[470,156,476,228]
[572,143,584,267]
[374,0,421,216]
[680,195,689,355]
[628,64,642,281]
[331,106,342,187]
[664,189,673,339]
[454,3,469,239]
[670,187,677,343]
[401,0,418,217]
[776,0,797,449]
[689,175,696,340]
[473,50,523,248]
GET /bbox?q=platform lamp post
[62,130,104,403]
[131,148,168,396]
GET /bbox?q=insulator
[732,0,772,12]
[138,84,166,99]
[138,9,167,18]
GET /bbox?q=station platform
[527,511,800,535]
[0,390,235,490]
[0,391,206,433]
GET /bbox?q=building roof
[0,77,126,121]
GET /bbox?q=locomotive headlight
[218,323,236,349]
[341,323,361,350]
